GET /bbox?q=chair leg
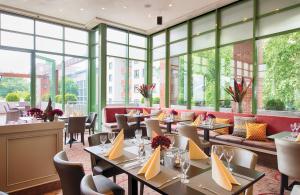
[280,174,288,195]
[64,132,66,145]
[113,175,116,183]
[140,183,144,195]
[89,128,91,135]
[81,132,85,145]
[70,133,73,148]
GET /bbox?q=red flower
[224,77,252,103]
[170,109,178,115]
[151,136,171,150]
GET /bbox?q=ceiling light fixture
[59,8,63,12]
[168,3,173,7]
[101,7,106,10]
[157,16,163,25]
[148,14,152,18]
[123,6,127,9]
[80,8,84,11]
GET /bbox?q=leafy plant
[152,97,160,104]
[265,99,285,111]
[65,93,78,103]
[42,94,50,101]
[55,95,63,103]
[6,93,20,102]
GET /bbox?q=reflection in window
[36,21,63,39]
[106,57,126,105]
[1,14,34,34]
[65,27,88,44]
[65,57,88,115]
[36,53,63,110]
[152,60,165,106]
[257,32,300,116]
[191,49,215,110]
[129,60,145,105]
[220,40,253,113]
[170,55,187,108]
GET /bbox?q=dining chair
[4,105,20,123]
[177,124,210,149]
[212,145,258,195]
[53,151,85,195]
[86,112,98,135]
[80,174,124,195]
[65,116,86,147]
[88,133,123,182]
[0,191,8,195]
[275,138,300,195]
[115,114,136,138]
[145,119,163,139]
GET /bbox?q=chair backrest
[177,125,202,148]
[275,138,300,180]
[80,175,101,195]
[90,113,98,128]
[3,105,8,112]
[67,116,86,133]
[6,110,20,123]
[212,145,258,169]
[145,119,163,138]
[53,151,85,195]
[115,114,129,130]
[167,134,188,150]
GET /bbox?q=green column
[62,58,65,111]
[252,0,258,114]
[98,24,107,128]
[187,21,192,110]
[165,30,170,108]
[30,52,36,107]
[215,10,221,111]
[146,36,153,106]
[88,30,97,113]
[125,32,130,105]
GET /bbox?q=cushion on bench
[214,134,245,144]
[242,139,276,152]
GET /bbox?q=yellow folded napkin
[191,115,202,126]
[189,139,208,160]
[296,134,300,142]
[143,109,149,115]
[211,153,241,191]
[105,130,124,160]
[128,110,135,116]
[138,146,161,180]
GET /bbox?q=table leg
[203,129,210,155]
[136,117,141,129]
[128,175,138,195]
[280,174,288,195]
[167,123,172,133]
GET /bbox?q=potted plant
[27,108,43,119]
[135,84,156,107]
[224,77,252,113]
[50,109,64,122]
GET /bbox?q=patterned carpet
[46,133,283,195]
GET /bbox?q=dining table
[124,113,153,129]
[161,118,191,133]
[84,139,265,195]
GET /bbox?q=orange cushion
[213,118,230,135]
[246,123,267,141]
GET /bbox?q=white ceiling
[0,0,237,34]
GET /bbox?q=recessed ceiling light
[148,14,152,18]
[123,6,127,9]
[275,8,280,11]
[80,8,84,11]
[101,7,106,10]
[168,3,173,7]
[243,17,248,21]
[59,8,63,12]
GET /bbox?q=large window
[106,27,147,106]
[36,53,63,110]
[191,49,215,110]
[257,32,300,116]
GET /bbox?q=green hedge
[265,99,285,111]
[6,93,20,102]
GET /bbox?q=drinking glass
[108,132,115,144]
[223,148,234,171]
[180,151,190,184]
[135,129,143,142]
[213,145,224,159]
[100,134,107,149]
[138,139,146,161]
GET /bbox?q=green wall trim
[30,52,36,107]
[187,21,192,110]
[88,30,97,113]
[99,24,107,127]
[252,0,258,114]
[125,33,130,105]
[146,36,153,106]
[215,10,221,111]
[165,30,170,108]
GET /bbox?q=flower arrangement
[151,135,171,151]
[224,77,252,113]
[206,113,216,119]
[135,84,156,98]
[170,109,178,116]
[49,109,64,117]
[27,108,43,118]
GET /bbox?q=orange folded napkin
[105,130,124,160]
[191,115,202,126]
[189,139,208,160]
[211,153,241,191]
[143,109,149,115]
[138,146,161,180]
[128,110,135,116]
[296,134,300,142]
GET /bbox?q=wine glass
[100,134,107,150]
[213,145,224,159]
[108,132,115,144]
[166,134,175,149]
[138,139,146,161]
[223,148,234,172]
[180,151,190,184]
[135,129,143,143]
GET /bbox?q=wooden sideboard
[0,121,64,193]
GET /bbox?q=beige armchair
[145,119,163,138]
[275,138,300,195]
[177,124,210,149]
